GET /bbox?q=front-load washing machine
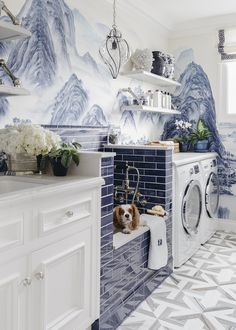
[173,156,203,268]
[200,154,219,244]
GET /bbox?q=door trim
[182,180,202,236]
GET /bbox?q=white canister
[162,92,167,108]
[146,90,154,107]
[167,93,172,109]
[153,90,162,108]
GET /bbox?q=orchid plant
[174,120,193,143]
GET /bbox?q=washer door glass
[206,172,219,218]
[182,180,202,236]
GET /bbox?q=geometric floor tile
[117,231,236,330]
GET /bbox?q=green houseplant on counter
[48,142,81,176]
[189,119,211,152]
[174,120,192,152]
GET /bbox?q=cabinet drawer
[0,215,23,251]
[37,190,94,236]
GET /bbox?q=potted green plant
[174,120,193,152]
[48,142,81,176]
[174,136,190,152]
[189,119,211,152]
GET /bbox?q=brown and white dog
[113,204,140,234]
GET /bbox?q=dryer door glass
[182,180,202,236]
[206,172,219,218]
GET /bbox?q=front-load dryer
[173,160,203,268]
[200,154,219,244]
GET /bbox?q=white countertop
[104,144,173,150]
[173,152,218,166]
[0,174,104,202]
[80,150,116,158]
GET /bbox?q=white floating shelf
[0,21,31,41]
[121,70,181,87]
[123,105,181,115]
[0,85,30,96]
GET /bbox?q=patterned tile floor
[118,231,236,330]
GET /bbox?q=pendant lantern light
[99,0,130,79]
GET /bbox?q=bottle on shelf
[166,93,172,109]
[162,91,167,109]
[146,90,154,107]
[153,89,162,108]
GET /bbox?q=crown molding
[166,14,236,39]
[104,1,236,39]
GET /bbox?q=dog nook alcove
[113,161,148,249]
[112,157,168,251]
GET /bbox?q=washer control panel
[189,165,200,175]
[211,159,217,168]
[194,165,200,174]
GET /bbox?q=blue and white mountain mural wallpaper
[0,0,113,126]
[162,49,236,221]
[0,0,165,142]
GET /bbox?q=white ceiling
[126,0,236,30]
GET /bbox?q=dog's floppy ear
[113,206,122,229]
[130,204,140,230]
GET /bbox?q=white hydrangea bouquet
[0,123,61,172]
[130,48,154,72]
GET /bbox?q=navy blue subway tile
[107,185,113,195]
[101,195,113,207]
[101,213,113,227]
[101,166,114,177]
[155,189,172,198]
[144,156,168,163]
[103,175,114,186]
[101,157,114,166]
[114,148,134,155]
[122,155,144,162]
[145,182,167,191]
[101,222,113,237]
[101,242,113,257]
[101,204,113,217]
[156,162,172,170]
[134,149,156,155]
[156,176,173,184]
[134,162,156,169]
[155,150,169,156]
[114,154,123,161]
[101,251,113,270]
[101,232,113,247]
[143,169,172,177]
[101,186,108,196]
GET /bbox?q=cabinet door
[29,229,92,330]
[0,258,28,330]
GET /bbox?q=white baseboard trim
[217,219,236,233]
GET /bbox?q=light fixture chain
[113,0,117,28]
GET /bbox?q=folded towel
[141,214,168,270]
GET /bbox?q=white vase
[6,153,37,173]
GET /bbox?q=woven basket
[6,153,37,173]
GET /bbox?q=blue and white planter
[194,140,209,152]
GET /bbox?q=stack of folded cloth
[147,205,167,217]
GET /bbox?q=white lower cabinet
[0,257,28,330]
[0,178,103,330]
[29,229,92,330]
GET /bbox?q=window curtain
[218,28,236,60]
